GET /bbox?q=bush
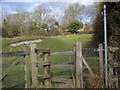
[2,28,8,37]
[11,25,21,36]
[41,23,48,30]
[67,19,83,34]
[26,29,46,36]
[2,19,8,37]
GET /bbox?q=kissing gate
[24,42,104,88]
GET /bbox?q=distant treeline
[2,2,98,37]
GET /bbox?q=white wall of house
[78,26,85,32]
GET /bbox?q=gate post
[30,44,39,88]
[99,43,104,78]
[75,42,83,88]
[24,55,30,88]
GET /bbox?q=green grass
[2,36,44,51]
[36,34,92,52]
[1,34,100,88]
[2,34,92,51]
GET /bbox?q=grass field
[2,34,99,88]
[2,34,92,52]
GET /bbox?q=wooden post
[99,44,104,78]
[24,55,30,88]
[73,46,76,86]
[43,51,51,88]
[30,44,39,88]
[75,42,83,88]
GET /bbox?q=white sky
[2,0,120,2]
[1,0,94,7]
[1,0,94,3]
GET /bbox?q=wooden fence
[26,42,104,88]
[1,42,104,88]
[30,44,51,88]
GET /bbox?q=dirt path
[10,39,43,47]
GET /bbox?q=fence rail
[82,48,103,52]
[1,51,29,57]
[51,51,74,56]
[1,47,103,58]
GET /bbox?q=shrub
[41,23,48,30]
[67,19,83,34]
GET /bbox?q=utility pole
[104,4,108,88]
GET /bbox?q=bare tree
[62,3,85,24]
[83,4,98,25]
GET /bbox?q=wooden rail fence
[1,42,104,88]
[28,42,104,88]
